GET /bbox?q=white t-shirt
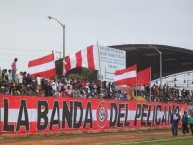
[173,114,179,121]
[52,82,57,91]
[8,73,12,81]
[17,74,23,84]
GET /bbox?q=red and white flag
[28,53,56,78]
[64,45,99,72]
[114,64,137,86]
[137,67,150,85]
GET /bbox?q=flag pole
[97,41,102,81]
[150,66,152,102]
[97,42,103,94]
[52,50,59,97]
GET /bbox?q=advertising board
[99,46,126,82]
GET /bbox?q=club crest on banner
[96,102,108,128]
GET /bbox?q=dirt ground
[0,129,181,145]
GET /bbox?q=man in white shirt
[171,109,181,136]
[52,80,57,96]
[8,69,12,84]
[17,72,23,84]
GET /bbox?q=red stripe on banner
[87,45,95,69]
[114,77,136,86]
[76,51,82,68]
[28,53,54,67]
[30,68,56,78]
[65,56,71,72]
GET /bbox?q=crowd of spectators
[137,84,193,104]
[0,68,193,104]
[0,69,130,100]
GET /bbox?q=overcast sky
[0,0,193,73]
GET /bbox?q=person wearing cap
[171,109,181,136]
[181,111,189,135]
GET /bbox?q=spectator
[171,109,181,136]
[9,82,16,95]
[11,58,18,81]
[71,85,80,98]
[116,90,122,100]
[31,76,38,95]
[2,69,8,82]
[65,85,72,96]
[51,80,57,96]
[181,111,189,135]
[22,72,27,86]
[0,80,9,94]
[44,80,52,97]
[189,114,193,135]
[26,73,32,86]
[8,69,12,83]
[123,92,128,100]
[96,81,101,94]
[17,72,23,85]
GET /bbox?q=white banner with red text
[0,95,187,134]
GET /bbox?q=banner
[137,67,150,85]
[65,45,99,73]
[114,64,137,86]
[28,53,56,78]
[0,95,187,134]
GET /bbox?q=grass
[109,136,193,145]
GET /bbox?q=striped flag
[114,64,137,86]
[28,53,56,78]
[64,45,99,72]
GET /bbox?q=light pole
[149,45,162,89]
[48,16,65,76]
